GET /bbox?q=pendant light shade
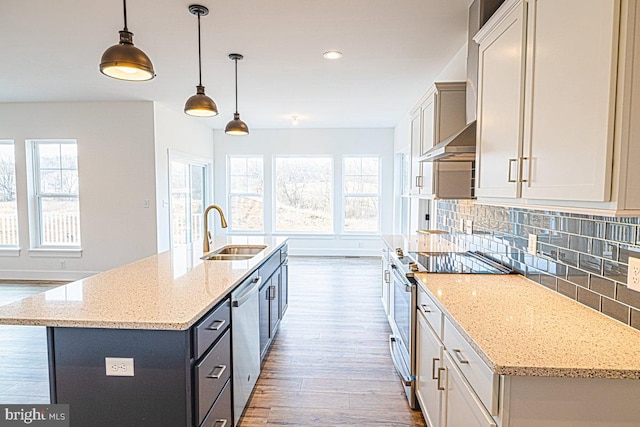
[100,0,155,81]
[184,5,218,117]
[225,53,249,135]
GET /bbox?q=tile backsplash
[435,200,640,330]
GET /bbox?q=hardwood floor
[0,283,59,404]
[0,258,425,426]
[239,257,426,427]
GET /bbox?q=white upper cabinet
[410,82,473,199]
[475,0,640,215]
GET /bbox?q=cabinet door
[520,0,617,202]
[410,110,424,194]
[416,312,444,427]
[420,97,435,194]
[279,261,288,319]
[381,251,390,316]
[443,352,497,427]
[269,270,280,338]
[475,0,527,199]
[259,281,270,358]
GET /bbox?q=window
[227,156,263,232]
[32,140,81,247]
[170,157,208,247]
[343,156,380,233]
[0,141,18,246]
[275,157,333,233]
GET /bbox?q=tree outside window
[343,156,380,233]
[228,156,264,232]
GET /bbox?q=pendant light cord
[122,0,128,31]
[234,58,239,114]
[197,11,202,86]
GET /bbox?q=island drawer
[444,318,498,415]
[200,379,232,427]
[259,250,281,281]
[417,283,443,338]
[194,298,231,360]
[195,328,231,426]
[280,244,288,263]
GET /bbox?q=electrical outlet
[528,234,537,256]
[143,199,150,208]
[105,357,134,377]
[628,257,640,292]
[465,220,473,235]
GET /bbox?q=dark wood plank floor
[239,257,426,427]
[0,283,60,404]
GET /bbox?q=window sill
[29,248,83,258]
[0,248,21,257]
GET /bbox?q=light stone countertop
[0,236,287,331]
[415,272,640,379]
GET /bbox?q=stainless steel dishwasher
[231,271,262,426]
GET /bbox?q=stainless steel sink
[201,245,267,261]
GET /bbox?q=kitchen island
[0,236,288,427]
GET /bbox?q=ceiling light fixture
[225,53,249,135]
[323,50,343,60]
[100,0,156,81]
[184,5,218,117]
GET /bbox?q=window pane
[275,157,332,232]
[344,196,378,232]
[190,165,205,243]
[228,156,264,232]
[0,142,18,246]
[362,174,379,193]
[60,144,78,169]
[39,197,80,246]
[38,144,61,169]
[230,196,263,231]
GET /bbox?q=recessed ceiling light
[323,51,343,60]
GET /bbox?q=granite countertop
[0,236,288,331]
[415,272,640,380]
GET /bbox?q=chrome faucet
[203,205,228,253]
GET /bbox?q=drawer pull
[205,319,226,331]
[453,349,469,364]
[436,367,446,391]
[384,270,390,284]
[421,304,432,313]
[214,420,228,427]
[206,364,227,380]
[269,285,277,300]
[431,357,440,380]
[507,158,517,183]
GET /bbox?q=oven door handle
[389,335,414,386]
[391,267,413,293]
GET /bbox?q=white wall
[213,128,394,255]
[153,103,214,253]
[0,102,158,280]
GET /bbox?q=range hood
[420,121,476,162]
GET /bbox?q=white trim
[29,248,83,258]
[0,248,20,257]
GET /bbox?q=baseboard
[0,270,99,282]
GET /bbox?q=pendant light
[100,0,155,81]
[184,5,218,117]
[225,53,249,135]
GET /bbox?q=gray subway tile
[606,223,634,243]
[581,219,606,239]
[578,254,603,275]
[616,284,640,310]
[566,267,589,288]
[539,243,558,260]
[569,235,590,253]
[547,261,567,278]
[557,279,577,300]
[631,309,640,331]
[591,239,617,261]
[577,287,601,311]
[603,260,628,285]
[601,297,630,324]
[558,248,579,267]
[589,275,616,298]
[539,274,557,291]
[619,244,640,264]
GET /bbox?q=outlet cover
[628,257,640,292]
[465,220,473,235]
[527,234,537,256]
[105,357,134,377]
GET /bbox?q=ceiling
[0,0,471,129]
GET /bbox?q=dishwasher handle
[232,276,262,307]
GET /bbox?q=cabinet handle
[416,175,423,188]
[269,285,277,300]
[205,319,226,331]
[420,304,432,314]
[453,349,470,364]
[213,420,228,427]
[520,157,529,183]
[384,270,390,284]
[206,364,227,380]
[436,367,446,391]
[507,158,517,183]
[431,357,440,380]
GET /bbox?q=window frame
[0,140,19,248]
[272,155,334,235]
[226,155,265,234]
[342,155,381,234]
[29,139,81,250]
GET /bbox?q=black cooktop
[407,251,513,274]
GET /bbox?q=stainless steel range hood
[420,121,476,162]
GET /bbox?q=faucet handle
[207,231,212,243]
